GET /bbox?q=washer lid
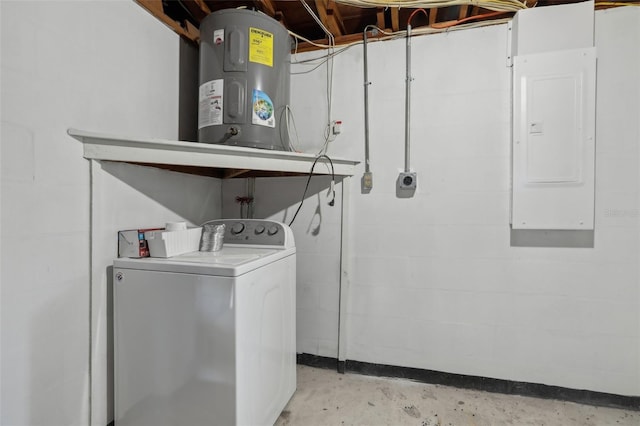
[113,246,295,277]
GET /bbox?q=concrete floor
[275,365,638,426]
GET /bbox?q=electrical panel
[511,47,596,230]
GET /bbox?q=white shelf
[68,128,359,178]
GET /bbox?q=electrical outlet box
[398,172,417,190]
[332,120,342,135]
[363,172,373,190]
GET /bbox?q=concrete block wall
[222,176,342,356]
[227,6,640,396]
[1,3,638,426]
[1,2,221,425]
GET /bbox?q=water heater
[198,9,292,151]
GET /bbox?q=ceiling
[136,0,633,51]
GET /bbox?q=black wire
[289,155,335,227]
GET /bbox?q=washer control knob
[267,225,279,236]
[231,222,245,235]
[255,225,265,235]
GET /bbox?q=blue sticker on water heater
[252,89,275,128]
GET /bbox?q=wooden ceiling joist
[273,11,288,27]
[135,0,200,42]
[376,8,386,28]
[255,0,277,17]
[458,4,469,19]
[134,0,634,52]
[314,0,347,37]
[390,7,400,32]
[429,8,438,26]
[182,0,211,21]
[256,0,289,28]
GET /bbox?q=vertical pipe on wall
[363,27,374,176]
[247,178,255,219]
[361,26,376,191]
[337,177,351,372]
[404,24,413,173]
[88,159,94,426]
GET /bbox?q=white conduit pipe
[362,25,377,189]
[404,24,413,173]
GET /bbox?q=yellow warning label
[249,27,273,67]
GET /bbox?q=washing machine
[113,219,296,426]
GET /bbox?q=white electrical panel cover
[512,48,596,230]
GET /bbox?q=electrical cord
[334,0,527,13]
[287,17,506,65]
[594,1,640,5]
[408,8,429,25]
[281,105,302,152]
[291,44,363,73]
[431,10,508,28]
[289,155,336,226]
[287,7,513,154]
[298,0,336,156]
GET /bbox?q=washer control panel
[203,219,292,247]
